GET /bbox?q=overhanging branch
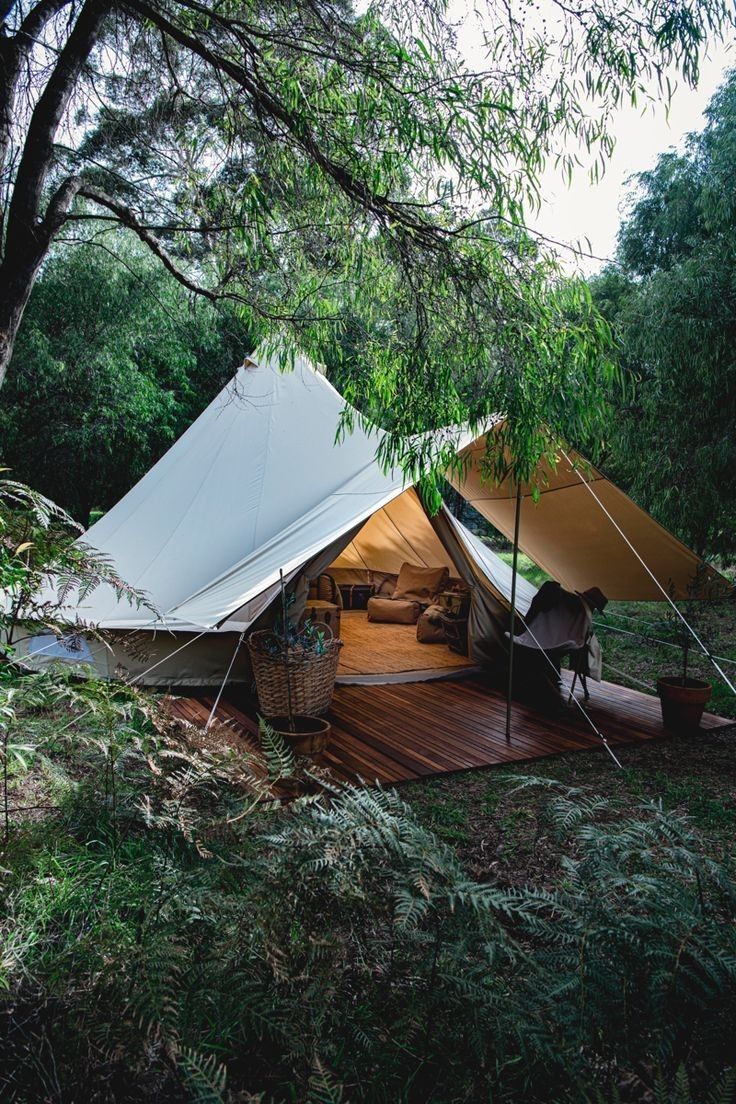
[125,0,450,255]
[75,184,218,299]
[5,0,108,257]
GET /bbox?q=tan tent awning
[452,437,732,602]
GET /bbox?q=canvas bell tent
[12,348,730,687]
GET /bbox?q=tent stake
[505,485,523,744]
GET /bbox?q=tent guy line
[501,485,621,769]
[593,620,736,668]
[509,594,624,768]
[45,628,215,740]
[561,448,736,698]
[205,631,246,730]
[603,661,659,694]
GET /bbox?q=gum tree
[591,70,736,559]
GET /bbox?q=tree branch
[125,0,448,254]
[4,0,108,260]
[42,177,345,329]
[75,183,219,299]
[15,0,76,44]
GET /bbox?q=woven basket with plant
[248,619,343,716]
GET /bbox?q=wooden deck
[168,673,733,786]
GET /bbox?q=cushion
[375,573,398,597]
[393,562,450,604]
[416,605,448,644]
[367,596,422,624]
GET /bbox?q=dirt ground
[404,719,736,884]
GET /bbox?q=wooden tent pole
[505,485,523,744]
[280,569,295,732]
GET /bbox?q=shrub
[1,700,735,1104]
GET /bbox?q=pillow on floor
[393,562,450,604]
[367,596,422,624]
[416,605,448,644]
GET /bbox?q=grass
[405,724,736,889]
[496,549,550,590]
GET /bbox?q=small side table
[338,583,374,610]
[438,590,470,617]
[442,614,469,656]
[303,600,341,639]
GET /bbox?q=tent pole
[505,485,523,744]
[279,570,296,731]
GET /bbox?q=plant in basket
[258,612,328,658]
[247,573,343,757]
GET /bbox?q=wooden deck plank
[169,673,733,786]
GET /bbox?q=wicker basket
[248,623,343,716]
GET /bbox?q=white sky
[533,47,734,273]
[451,3,734,274]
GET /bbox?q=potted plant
[247,574,342,757]
[654,611,712,734]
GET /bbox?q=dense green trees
[591,69,736,562]
[0,239,250,522]
[2,0,734,486]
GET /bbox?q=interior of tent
[252,429,733,688]
[304,485,534,684]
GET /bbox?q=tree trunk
[0,258,40,387]
[0,0,108,387]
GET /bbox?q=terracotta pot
[656,676,712,733]
[267,714,331,757]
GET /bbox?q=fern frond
[177,1047,228,1103]
[306,1057,345,1103]
[258,716,296,781]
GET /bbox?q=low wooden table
[442,614,469,655]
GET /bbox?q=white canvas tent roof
[54,350,531,635]
[61,352,417,630]
[33,347,729,646]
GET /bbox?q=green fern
[258,716,296,781]
[306,1057,345,1103]
[177,1047,228,1103]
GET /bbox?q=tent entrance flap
[322,486,537,672]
